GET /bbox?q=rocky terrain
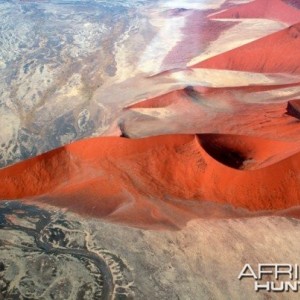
[2,201,300,299]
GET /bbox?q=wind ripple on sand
[1,134,300,229]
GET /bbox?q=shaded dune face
[125,86,204,109]
[194,23,300,74]
[287,99,300,119]
[198,134,300,170]
[283,0,300,9]
[209,0,300,25]
[1,135,300,229]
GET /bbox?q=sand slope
[2,1,300,231]
[209,0,300,25]
[194,23,300,73]
[1,134,300,228]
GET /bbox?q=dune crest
[2,1,300,231]
[209,0,300,25]
[193,23,300,74]
[1,134,300,228]
[198,134,300,170]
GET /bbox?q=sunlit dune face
[1,133,300,229]
[4,2,300,298]
[209,0,300,25]
[2,0,300,231]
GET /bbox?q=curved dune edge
[1,134,300,229]
[198,134,300,170]
[193,22,300,74]
[209,0,300,25]
[124,81,300,111]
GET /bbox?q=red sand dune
[193,23,300,74]
[1,135,300,228]
[209,0,300,25]
[123,82,300,143]
[126,81,300,111]
[199,134,300,169]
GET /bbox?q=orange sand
[209,0,300,25]
[1,134,300,228]
[2,1,300,230]
[194,23,300,74]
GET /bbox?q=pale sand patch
[0,109,20,146]
[128,107,176,119]
[169,68,300,88]
[137,13,186,74]
[162,0,226,10]
[240,85,300,104]
[188,19,286,66]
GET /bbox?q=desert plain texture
[1,0,300,299]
